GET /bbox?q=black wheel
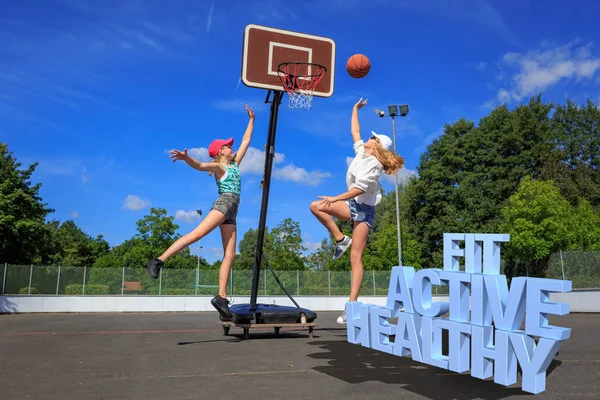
[222,325,230,335]
[243,327,250,340]
[274,327,280,335]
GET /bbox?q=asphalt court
[1,312,598,399]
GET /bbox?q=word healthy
[346,233,571,395]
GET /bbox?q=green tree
[92,208,207,269]
[543,99,600,207]
[305,238,335,270]
[405,97,554,268]
[236,227,258,270]
[499,178,574,277]
[44,219,109,267]
[571,198,600,251]
[0,142,54,264]
[265,218,307,270]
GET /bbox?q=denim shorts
[211,192,240,225]
[346,198,376,228]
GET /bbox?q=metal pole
[2,262,7,295]
[56,265,61,295]
[560,250,565,280]
[28,264,33,294]
[121,266,125,295]
[391,116,403,266]
[373,270,376,296]
[195,265,199,296]
[250,90,283,307]
[82,265,87,295]
[158,268,162,296]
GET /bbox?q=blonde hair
[207,151,231,177]
[372,141,405,175]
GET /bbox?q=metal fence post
[297,270,300,296]
[158,268,162,296]
[82,265,87,295]
[121,266,125,295]
[56,265,61,295]
[2,263,7,295]
[373,270,376,296]
[560,250,565,280]
[28,264,33,295]
[195,266,199,296]
[328,270,331,296]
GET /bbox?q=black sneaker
[211,295,233,320]
[147,258,164,279]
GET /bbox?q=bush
[19,287,39,294]
[65,284,110,295]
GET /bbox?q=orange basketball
[346,54,370,78]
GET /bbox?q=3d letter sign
[346,233,571,395]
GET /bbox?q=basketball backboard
[241,24,335,98]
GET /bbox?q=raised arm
[169,148,223,175]
[351,98,368,143]
[233,105,255,165]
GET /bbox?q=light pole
[374,104,409,266]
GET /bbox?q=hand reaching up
[169,148,189,162]
[354,98,368,110]
[246,104,255,119]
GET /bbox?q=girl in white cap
[309,98,405,324]
[147,105,254,321]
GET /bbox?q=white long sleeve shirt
[345,140,384,206]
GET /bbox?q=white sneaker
[333,235,352,260]
[336,310,347,324]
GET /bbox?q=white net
[287,89,315,110]
[277,62,326,110]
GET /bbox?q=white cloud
[175,210,202,223]
[70,211,80,218]
[497,88,511,103]
[272,163,332,186]
[498,41,600,102]
[186,147,210,162]
[122,194,150,210]
[206,0,215,33]
[170,145,330,186]
[238,147,285,174]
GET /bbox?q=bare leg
[218,224,236,298]
[158,209,225,262]
[309,200,351,241]
[349,221,370,302]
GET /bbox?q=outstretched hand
[169,148,189,162]
[354,98,368,110]
[246,104,255,119]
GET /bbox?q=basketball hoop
[277,62,327,109]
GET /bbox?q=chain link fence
[2,251,598,296]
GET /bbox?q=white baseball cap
[371,131,393,150]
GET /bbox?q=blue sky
[2,0,600,264]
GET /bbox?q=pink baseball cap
[208,137,234,158]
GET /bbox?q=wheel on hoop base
[222,325,230,336]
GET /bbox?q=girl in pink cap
[147,105,254,321]
[309,98,405,324]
